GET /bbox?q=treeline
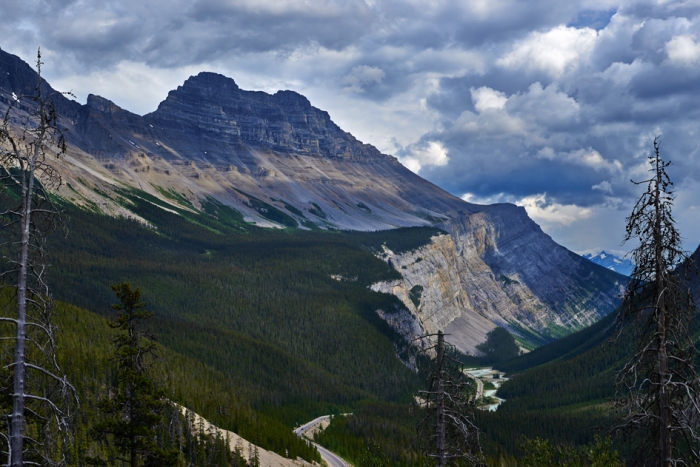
[3,183,637,465]
[51,298,319,464]
[313,402,425,467]
[41,187,432,425]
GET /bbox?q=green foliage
[89,283,179,466]
[408,285,423,308]
[151,185,195,210]
[43,195,422,418]
[499,275,520,286]
[518,437,622,467]
[356,227,445,255]
[495,311,616,374]
[309,202,327,219]
[234,189,298,228]
[52,297,319,465]
[6,188,457,464]
[200,196,248,229]
[313,403,422,467]
[476,328,520,364]
[358,441,391,467]
[281,202,305,218]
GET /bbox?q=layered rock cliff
[0,49,625,350]
[372,207,624,353]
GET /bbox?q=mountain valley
[0,48,657,466]
[0,49,625,352]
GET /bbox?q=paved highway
[294,415,350,467]
[313,442,349,467]
[293,415,331,437]
[474,377,484,399]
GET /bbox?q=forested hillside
[52,299,319,464]
[37,187,444,427]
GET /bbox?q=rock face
[0,49,625,351]
[145,72,393,163]
[372,209,624,353]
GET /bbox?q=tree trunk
[436,330,445,467]
[10,167,35,467]
[654,157,671,467]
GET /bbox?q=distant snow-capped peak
[582,251,634,277]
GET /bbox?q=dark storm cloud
[408,3,700,233]
[2,0,700,251]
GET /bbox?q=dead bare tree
[0,49,77,467]
[612,137,700,467]
[416,331,485,467]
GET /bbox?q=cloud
[537,148,622,173]
[497,25,598,78]
[399,141,449,172]
[666,34,700,66]
[341,65,386,93]
[592,180,613,193]
[515,193,594,227]
[3,0,700,255]
[470,86,508,112]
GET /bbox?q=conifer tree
[613,138,700,466]
[91,283,178,467]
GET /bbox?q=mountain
[478,244,700,454]
[0,49,624,352]
[583,251,634,276]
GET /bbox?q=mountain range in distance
[582,252,634,277]
[0,48,626,352]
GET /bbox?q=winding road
[294,415,350,467]
[474,377,484,399]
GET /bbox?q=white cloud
[497,25,598,78]
[400,141,449,173]
[570,148,622,172]
[50,60,207,115]
[601,59,653,86]
[470,86,507,112]
[666,34,700,66]
[592,180,613,193]
[537,147,622,173]
[461,192,515,205]
[516,193,593,227]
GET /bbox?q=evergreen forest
[0,178,696,466]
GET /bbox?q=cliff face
[372,207,624,353]
[0,49,625,350]
[145,72,393,163]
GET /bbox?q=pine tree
[90,283,178,466]
[613,138,700,466]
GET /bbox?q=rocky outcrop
[144,72,396,164]
[371,234,496,352]
[372,209,624,354]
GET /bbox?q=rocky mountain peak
[171,71,241,100]
[86,94,123,114]
[143,70,391,163]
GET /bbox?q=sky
[2,0,700,257]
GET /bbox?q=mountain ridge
[0,48,624,351]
